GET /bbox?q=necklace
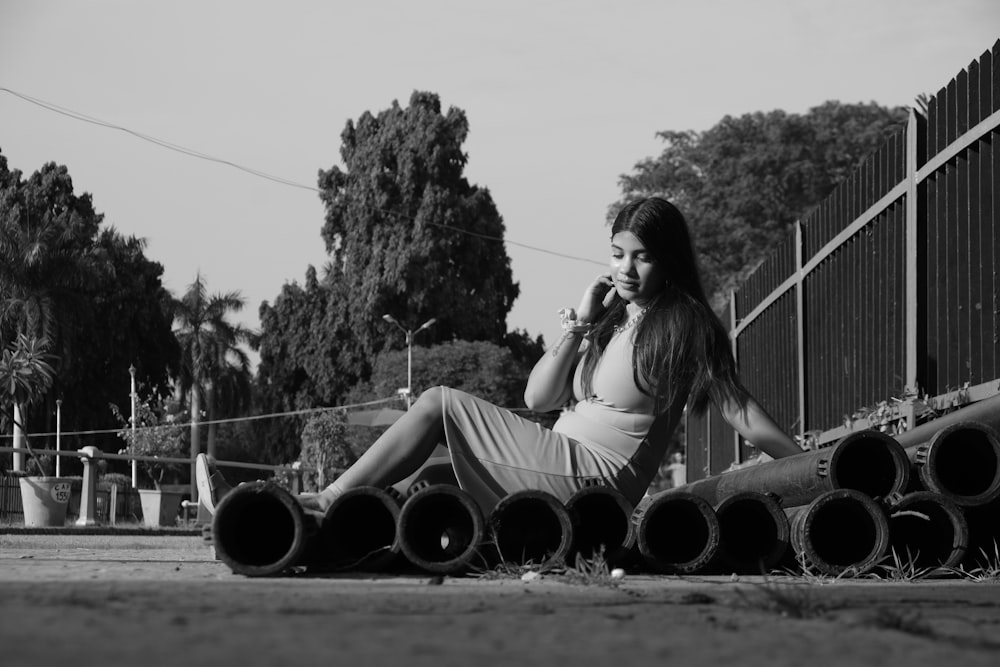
[613,307,648,334]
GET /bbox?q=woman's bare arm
[524,275,615,412]
[719,396,803,459]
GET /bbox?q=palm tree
[0,334,56,473]
[172,273,255,463]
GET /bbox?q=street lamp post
[382,315,437,409]
[129,364,138,489]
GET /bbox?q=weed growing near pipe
[946,541,1000,582]
[776,550,862,583]
[868,547,937,582]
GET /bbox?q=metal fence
[687,39,1000,481]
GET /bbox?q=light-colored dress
[442,329,668,512]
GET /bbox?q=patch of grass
[868,547,936,582]
[775,550,861,584]
[946,540,1000,582]
[558,547,622,588]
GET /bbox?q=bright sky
[1,1,997,371]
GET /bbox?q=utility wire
[1,86,605,267]
[0,396,402,440]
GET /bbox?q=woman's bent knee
[413,386,445,413]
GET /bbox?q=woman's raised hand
[576,273,616,323]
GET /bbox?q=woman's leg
[307,386,446,511]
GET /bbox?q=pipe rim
[792,488,889,577]
[319,485,401,570]
[489,489,574,568]
[828,429,910,500]
[212,481,308,577]
[397,484,484,574]
[715,491,790,573]
[887,490,968,569]
[636,491,720,574]
[919,421,1000,506]
[565,486,635,562]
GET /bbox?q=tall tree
[0,158,102,370]
[69,229,179,442]
[257,91,521,417]
[615,101,907,306]
[172,273,254,459]
[1,153,179,465]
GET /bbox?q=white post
[405,330,414,409]
[55,399,62,477]
[12,404,23,472]
[129,364,138,488]
[382,315,436,411]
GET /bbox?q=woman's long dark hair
[580,197,748,415]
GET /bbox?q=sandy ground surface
[1,531,999,667]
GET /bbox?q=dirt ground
[1,531,999,667]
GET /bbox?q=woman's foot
[195,453,232,515]
[296,485,344,514]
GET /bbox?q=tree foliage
[358,339,531,410]
[614,101,908,305]
[298,409,355,492]
[257,91,521,421]
[0,150,178,446]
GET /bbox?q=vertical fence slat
[984,130,1000,384]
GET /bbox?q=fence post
[76,446,100,526]
[795,220,806,438]
[904,107,920,430]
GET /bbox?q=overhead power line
[1,86,605,267]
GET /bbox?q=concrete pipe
[315,486,401,572]
[785,488,890,577]
[488,489,574,569]
[674,429,910,508]
[885,491,967,569]
[212,481,320,577]
[905,421,1000,507]
[713,491,790,574]
[397,484,485,574]
[633,491,720,574]
[961,497,1000,567]
[564,485,636,567]
[895,394,1000,450]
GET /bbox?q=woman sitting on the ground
[198,197,802,514]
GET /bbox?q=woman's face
[610,231,666,307]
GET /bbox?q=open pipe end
[715,491,789,574]
[789,488,889,577]
[212,481,313,577]
[830,430,910,500]
[398,484,484,574]
[565,486,635,565]
[489,489,574,569]
[887,491,967,569]
[317,486,400,571]
[917,422,1000,507]
[636,491,719,574]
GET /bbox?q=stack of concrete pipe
[636,398,1000,576]
[210,479,636,577]
[211,397,1000,578]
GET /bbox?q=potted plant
[110,396,187,527]
[1,334,72,527]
